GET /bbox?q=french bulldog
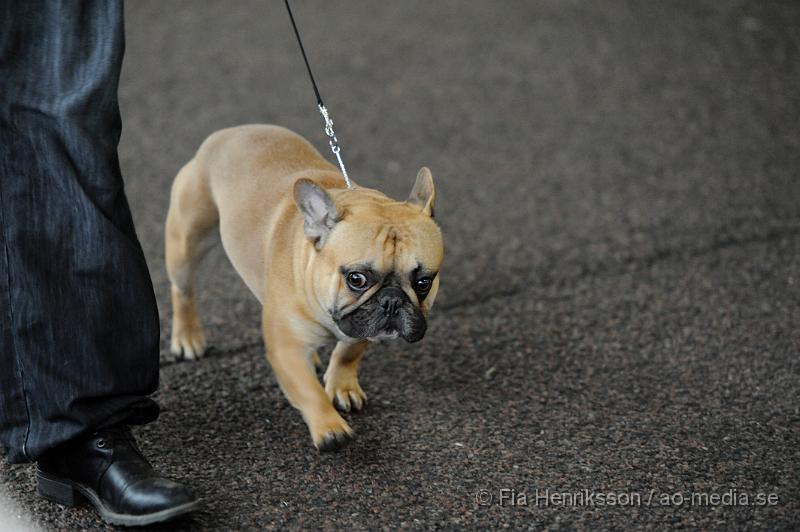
[165,124,443,451]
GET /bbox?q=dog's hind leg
[165,159,219,359]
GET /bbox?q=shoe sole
[36,469,202,527]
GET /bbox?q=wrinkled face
[324,211,443,342]
[295,169,442,343]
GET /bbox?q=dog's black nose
[378,287,405,317]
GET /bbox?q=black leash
[284,0,352,188]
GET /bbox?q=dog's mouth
[367,329,400,342]
[331,316,402,343]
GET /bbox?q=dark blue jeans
[0,0,160,464]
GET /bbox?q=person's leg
[0,0,159,463]
[0,2,200,524]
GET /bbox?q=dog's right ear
[294,179,340,249]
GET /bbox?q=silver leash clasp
[318,104,352,189]
[285,0,353,190]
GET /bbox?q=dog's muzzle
[335,286,427,342]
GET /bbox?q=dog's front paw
[310,413,354,452]
[324,372,367,413]
[170,325,206,360]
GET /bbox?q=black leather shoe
[36,425,200,527]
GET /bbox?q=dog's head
[294,168,443,343]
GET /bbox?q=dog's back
[198,125,339,213]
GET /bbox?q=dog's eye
[415,277,433,293]
[346,272,369,291]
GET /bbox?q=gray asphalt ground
[2,0,799,530]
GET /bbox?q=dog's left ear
[407,167,435,217]
[294,179,340,248]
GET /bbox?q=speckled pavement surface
[1,1,799,530]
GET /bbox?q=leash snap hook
[286,0,353,189]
